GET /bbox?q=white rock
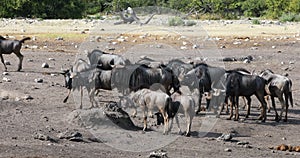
[2,77,11,82]
[42,63,49,68]
[180,46,187,50]
[48,58,55,61]
[27,59,34,62]
[34,78,43,83]
[233,41,241,45]
[182,41,188,45]
[193,44,199,49]
[4,60,10,65]
[2,72,9,75]
[272,46,276,49]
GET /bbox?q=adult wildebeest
[87,49,131,70]
[127,89,172,134]
[260,69,293,122]
[225,70,267,122]
[166,59,193,80]
[61,59,101,109]
[112,64,181,95]
[181,63,226,114]
[0,36,31,71]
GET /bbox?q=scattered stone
[250,47,258,50]
[149,150,168,158]
[272,46,276,49]
[50,73,57,77]
[237,141,249,145]
[156,45,163,48]
[4,60,11,65]
[193,44,199,49]
[31,45,39,49]
[180,46,187,50]
[48,58,55,61]
[282,137,286,140]
[2,77,11,82]
[233,41,242,45]
[220,45,226,49]
[217,133,233,141]
[34,132,50,141]
[27,59,34,62]
[182,41,188,46]
[42,63,49,68]
[243,59,251,63]
[55,37,64,41]
[23,95,33,100]
[289,61,295,64]
[2,72,9,75]
[224,148,232,152]
[34,78,43,83]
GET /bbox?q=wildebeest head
[60,69,73,89]
[160,65,181,94]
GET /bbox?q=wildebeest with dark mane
[260,69,293,122]
[225,70,267,122]
[166,59,193,80]
[87,49,131,70]
[112,64,181,95]
[0,36,31,71]
[181,63,226,114]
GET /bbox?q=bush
[279,13,300,22]
[252,19,261,25]
[168,17,184,26]
[184,20,197,26]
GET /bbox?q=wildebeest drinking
[0,36,31,71]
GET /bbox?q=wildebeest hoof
[184,132,191,137]
[226,117,232,120]
[234,118,239,121]
[141,130,146,134]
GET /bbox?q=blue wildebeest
[126,89,172,134]
[0,36,31,71]
[87,49,131,70]
[61,58,101,109]
[166,59,193,80]
[260,69,293,122]
[112,64,181,96]
[181,63,226,114]
[169,91,196,136]
[225,70,267,122]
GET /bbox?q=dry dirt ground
[0,18,300,158]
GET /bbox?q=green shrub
[168,17,184,26]
[185,20,197,26]
[279,13,300,22]
[252,19,261,25]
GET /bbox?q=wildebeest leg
[227,96,234,120]
[234,96,239,121]
[241,96,247,109]
[0,54,7,71]
[245,96,251,118]
[265,95,271,112]
[256,94,267,122]
[196,95,202,114]
[205,98,211,111]
[173,115,182,135]
[79,87,83,109]
[278,96,285,122]
[185,113,192,137]
[270,96,279,121]
[284,92,289,122]
[159,108,169,135]
[142,109,148,133]
[88,88,96,109]
[15,53,24,71]
[63,89,71,103]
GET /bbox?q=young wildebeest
[260,69,293,122]
[0,36,31,71]
[87,49,131,70]
[127,89,172,134]
[225,70,267,122]
[168,92,196,136]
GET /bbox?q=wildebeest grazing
[225,70,267,122]
[260,69,293,122]
[0,36,31,71]
[127,89,172,134]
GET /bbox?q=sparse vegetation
[279,13,300,22]
[168,17,184,26]
[252,19,261,25]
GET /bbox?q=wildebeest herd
[58,48,294,136]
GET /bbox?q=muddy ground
[0,18,300,158]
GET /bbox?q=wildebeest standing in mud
[225,70,267,122]
[260,69,293,122]
[0,36,31,71]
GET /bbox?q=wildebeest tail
[19,37,31,43]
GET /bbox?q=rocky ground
[0,17,300,158]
